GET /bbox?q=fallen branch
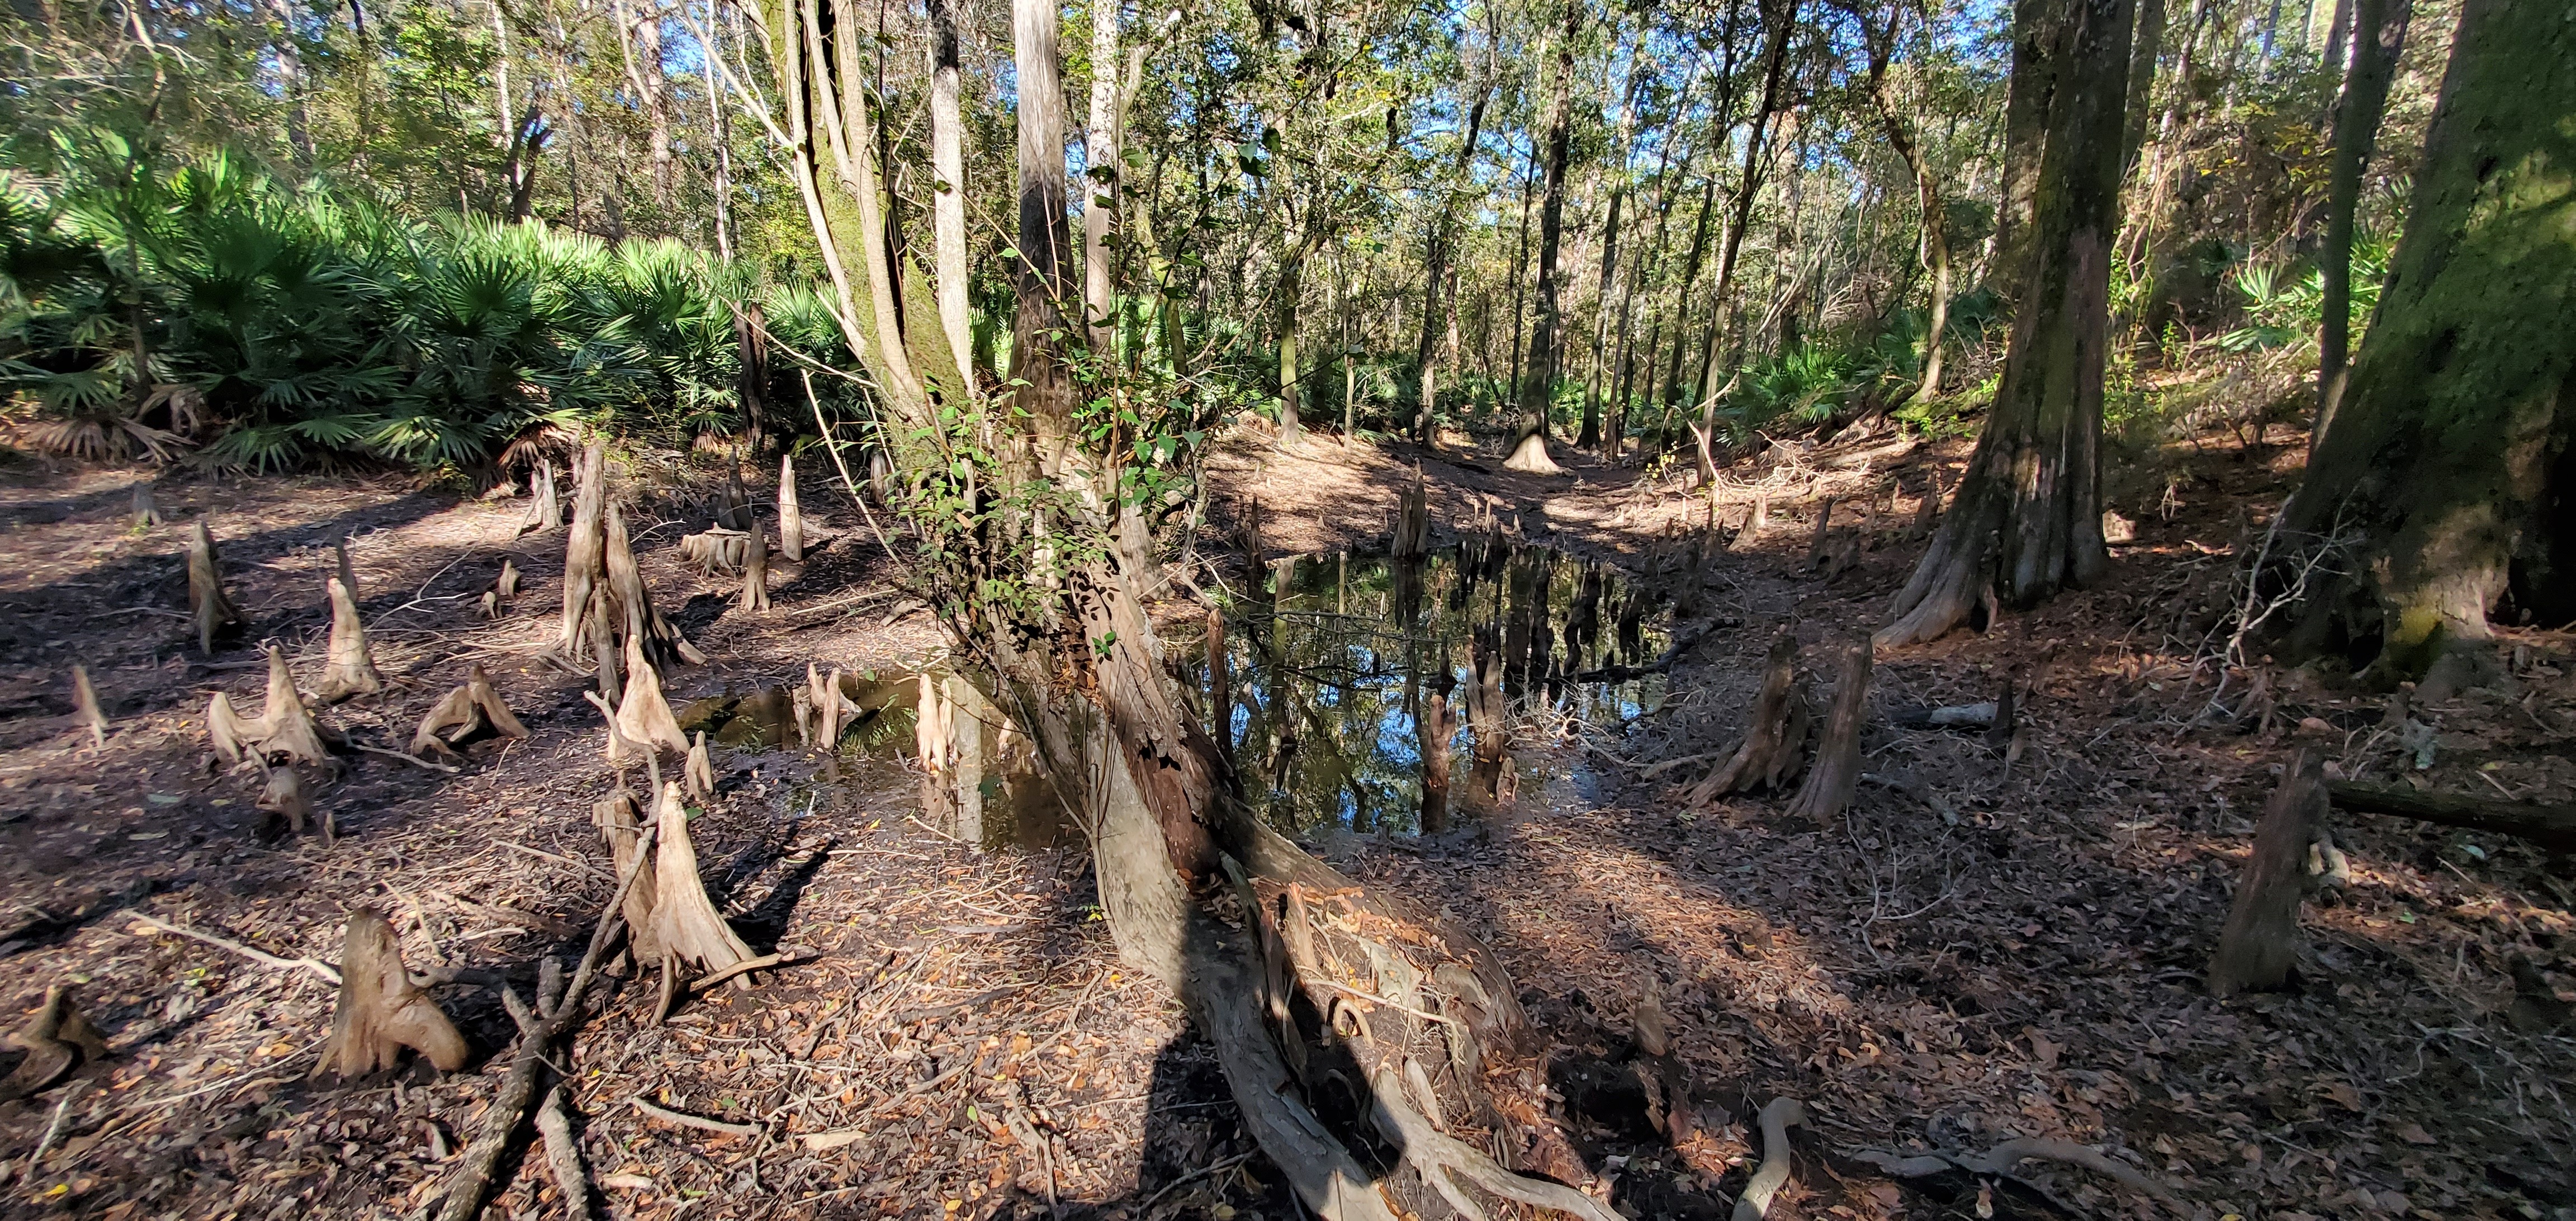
[2326,779,2576,852]
[435,821,659,1221]
[1845,1136,2174,1204]
[631,1096,763,1137]
[690,952,801,992]
[120,911,340,986]
[348,742,462,773]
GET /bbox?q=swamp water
[674,539,1669,845]
[1195,539,1671,838]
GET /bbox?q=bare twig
[631,1096,763,1137]
[120,910,341,986]
[350,742,463,773]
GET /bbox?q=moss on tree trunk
[2279,0,2576,678]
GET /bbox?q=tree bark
[1005,0,1076,449]
[1083,0,1121,353]
[2209,755,2332,996]
[2308,0,2411,459]
[1878,0,2132,649]
[929,0,977,396]
[2122,0,2168,174]
[1991,0,2061,301]
[2276,0,2576,678]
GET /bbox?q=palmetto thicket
[1,131,845,470]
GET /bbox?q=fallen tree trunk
[2326,779,2576,853]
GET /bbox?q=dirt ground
[0,419,2570,1221]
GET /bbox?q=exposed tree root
[1393,466,1432,559]
[1733,1097,1807,1221]
[1688,630,1812,804]
[1847,1135,2175,1206]
[209,647,335,768]
[740,521,771,612]
[612,634,691,759]
[312,911,467,1079]
[684,731,716,797]
[315,576,385,702]
[557,441,608,655]
[70,665,108,749]
[257,762,328,844]
[130,481,162,529]
[1730,494,1769,553]
[644,780,755,986]
[1783,638,1871,822]
[186,519,243,656]
[778,453,805,560]
[680,528,751,575]
[0,985,110,1103]
[523,457,561,533]
[411,664,531,758]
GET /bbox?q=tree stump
[524,457,561,532]
[130,482,162,529]
[1687,630,1813,805]
[2210,754,2333,997]
[312,911,468,1078]
[1730,494,1769,553]
[0,985,110,1102]
[314,576,385,702]
[1783,638,1871,823]
[777,454,804,561]
[258,763,328,844]
[605,501,705,667]
[1392,465,1432,559]
[186,519,242,656]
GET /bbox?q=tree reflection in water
[1196,540,1670,839]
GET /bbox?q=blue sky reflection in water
[1197,541,1670,839]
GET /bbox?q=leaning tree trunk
[2275,0,2576,680]
[1878,0,2132,649]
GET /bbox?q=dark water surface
[1196,540,1670,838]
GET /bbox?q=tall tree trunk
[1507,7,1580,475]
[1658,177,1718,415]
[1991,0,2061,301]
[1011,0,1076,444]
[1580,187,1622,452]
[2276,0,2576,680]
[1277,245,1306,445]
[1504,135,1536,418]
[2122,0,2168,174]
[1690,0,1799,468]
[2323,0,2354,72]
[1866,9,1955,410]
[928,0,977,397]
[1878,0,2133,649]
[1413,81,1489,442]
[2309,0,2411,458]
[1083,0,1121,353]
